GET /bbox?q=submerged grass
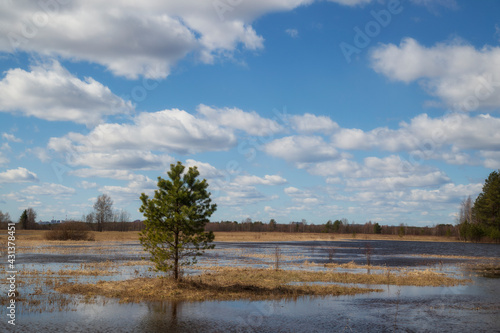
[55,266,470,303]
[466,261,500,278]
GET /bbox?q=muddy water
[8,240,500,332]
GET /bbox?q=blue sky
[0,0,499,226]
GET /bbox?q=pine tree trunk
[174,231,179,280]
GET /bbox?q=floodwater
[6,240,500,332]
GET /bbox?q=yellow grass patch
[55,266,470,303]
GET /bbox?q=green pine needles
[139,162,217,280]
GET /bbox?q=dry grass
[19,261,119,277]
[409,254,500,261]
[56,267,381,303]
[465,262,500,278]
[9,230,459,243]
[55,266,469,303]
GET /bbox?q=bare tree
[117,209,130,223]
[459,196,474,224]
[26,207,37,229]
[93,194,113,232]
[0,210,11,224]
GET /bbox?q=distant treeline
[0,220,144,232]
[204,219,459,237]
[0,218,457,238]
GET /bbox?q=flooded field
[3,239,500,332]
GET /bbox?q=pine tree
[473,170,500,233]
[139,162,216,280]
[19,210,28,230]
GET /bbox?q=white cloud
[263,135,338,163]
[216,183,268,206]
[330,113,500,167]
[235,174,287,186]
[68,151,174,170]
[284,186,321,205]
[185,159,226,179]
[26,147,51,163]
[345,171,450,191]
[48,108,237,156]
[285,28,298,38]
[407,183,482,203]
[21,183,75,196]
[197,104,283,136]
[0,152,9,166]
[481,151,500,169]
[2,133,22,143]
[371,38,500,111]
[69,169,148,182]
[78,181,98,189]
[0,1,327,79]
[304,158,360,177]
[99,177,157,201]
[0,167,38,183]
[291,113,339,134]
[0,61,133,126]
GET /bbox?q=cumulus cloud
[197,104,283,136]
[0,1,328,79]
[68,151,175,171]
[480,151,500,169]
[69,169,147,181]
[285,28,298,38]
[216,183,269,206]
[99,177,157,201]
[48,108,237,157]
[0,167,38,183]
[2,133,22,143]
[330,113,500,167]
[263,135,338,163]
[290,113,339,134]
[345,171,450,191]
[407,183,482,203]
[371,38,500,111]
[78,181,98,189]
[185,159,226,179]
[284,186,321,205]
[305,155,451,193]
[21,183,75,196]
[0,61,133,126]
[235,174,287,186]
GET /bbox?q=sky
[0,0,499,226]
